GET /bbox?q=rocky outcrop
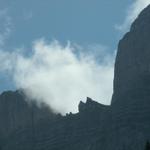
[112,5,150,104]
[1,4,150,150]
[78,97,107,113]
[0,95,109,150]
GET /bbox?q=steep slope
[112,4,150,103]
[110,4,150,150]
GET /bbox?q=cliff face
[110,5,150,150]
[112,5,150,104]
[0,94,110,150]
[1,4,150,150]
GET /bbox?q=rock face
[1,4,150,150]
[110,5,150,150]
[112,5,150,103]
[0,94,109,150]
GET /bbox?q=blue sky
[0,0,131,89]
[0,0,150,113]
[0,0,132,50]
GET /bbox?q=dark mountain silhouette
[1,4,150,150]
[145,141,150,150]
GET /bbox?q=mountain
[112,4,150,104]
[1,4,150,150]
[0,93,109,150]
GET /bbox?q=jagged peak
[78,97,108,113]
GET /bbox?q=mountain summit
[1,4,150,150]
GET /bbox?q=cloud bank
[116,0,150,32]
[0,40,114,114]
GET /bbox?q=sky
[0,0,149,114]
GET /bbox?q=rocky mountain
[1,4,150,150]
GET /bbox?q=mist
[116,0,150,32]
[0,39,114,114]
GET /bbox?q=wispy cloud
[0,40,114,114]
[0,9,12,47]
[23,10,33,20]
[116,0,150,32]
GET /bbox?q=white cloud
[0,40,114,114]
[116,0,150,32]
